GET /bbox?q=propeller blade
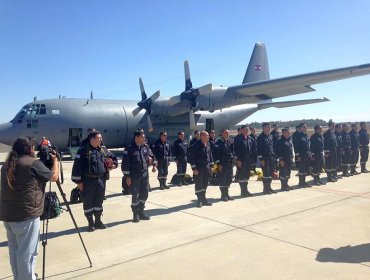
[189,111,196,130]
[196,83,212,95]
[147,113,154,133]
[132,106,142,116]
[139,77,147,100]
[149,90,160,102]
[184,60,193,91]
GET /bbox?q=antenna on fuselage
[33,96,37,102]
[90,91,93,99]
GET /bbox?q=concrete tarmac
[1,153,370,280]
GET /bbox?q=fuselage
[0,98,258,151]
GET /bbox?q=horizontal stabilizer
[258,98,329,110]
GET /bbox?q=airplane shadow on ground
[316,243,370,263]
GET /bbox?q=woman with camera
[0,137,59,280]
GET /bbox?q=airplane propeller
[132,77,160,132]
[170,60,212,129]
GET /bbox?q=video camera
[38,145,61,169]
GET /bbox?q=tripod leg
[56,180,93,267]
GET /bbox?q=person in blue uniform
[257,122,278,194]
[323,121,338,182]
[349,123,360,175]
[292,125,301,170]
[275,127,293,191]
[72,131,118,231]
[189,131,214,208]
[249,126,258,174]
[310,125,325,185]
[359,121,369,173]
[214,129,235,201]
[172,131,188,186]
[152,131,171,190]
[334,124,343,178]
[189,130,200,147]
[295,123,311,187]
[122,130,157,223]
[234,125,254,197]
[340,124,352,177]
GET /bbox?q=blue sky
[1,0,370,124]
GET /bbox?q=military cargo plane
[0,42,369,154]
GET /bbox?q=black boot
[361,164,369,173]
[313,176,321,186]
[220,188,228,202]
[268,180,277,193]
[202,192,212,206]
[86,214,95,232]
[94,211,106,230]
[240,182,253,197]
[163,179,170,189]
[331,171,338,181]
[342,166,350,177]
[196,193,202,208]
[159,179,164,190]
[138,209,150,220]
[327,172,335,182]
[281,180,290,191]
[298,176,306,188]
[225,187,234,200]
[132,212,140,223]
[263,181,271,194]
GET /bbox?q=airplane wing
[257,97,329,110]
[225,63,370,101]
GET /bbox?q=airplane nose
[0,122,14,146]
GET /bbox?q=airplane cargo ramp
[1,154,370,280]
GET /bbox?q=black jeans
[81,176,106,215]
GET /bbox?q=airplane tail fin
[243,42,270,84]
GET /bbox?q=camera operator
[0,137,59,280]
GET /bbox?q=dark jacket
[152,139,171,161]
[234,134,251,163]
[172,138,188,161]
[214,138,234,166]
[295,131,310,157]
[270,130,280,153]
[122,142,156,178]
[359,128,369,148]
[323,130,337,155]
[257,132,274,161]
[310,132,324,157]
[188,141,214,170]
[349,129,360,150]
[334,131,343,153]
[0,156,52,222]
[72,144,118,183]
[276,136,293,162]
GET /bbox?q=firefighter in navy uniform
[234,125,254,197]
[152,131,171,190]
[189,130,200,147]
[214,129,235,201]
[359,122,369,173]
[295,123,311,187]
[334,124,343,178]
[270,124,280,171]
[323,121,338,181]
[349,123,360,175]
[172,131,188,186]
[292,125,301,169]
[122,130,157,223]
[188,131,214,208]
[341,124,352,177]
[275,127,293,191]
[310,125,325,185]
[72,131,118,232]
[249,126,258,174]
[257,122,277,194]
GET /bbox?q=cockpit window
[18,104,46,118]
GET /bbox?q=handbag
[41,192,62,220]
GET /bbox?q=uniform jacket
[292,130,301,154]
[172,138,188,161]
[349,130,360,150]
[72,144,118,183]
[249,134,258,158]
[152,139,171,161]
[341,131,352,151]
[334,131,343,152]
[323,130,337,155]
[121,142,156,178]
[234,134,251,162]
[295,131,310,157]
[310,132,324,157]
[214,138,234,166]
[276,136,293,162]
[188,141,214,170]
[270,130,280,153]
[359,128,369,148]
[257,132,274,161]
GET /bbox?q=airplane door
[68,128,82,158]
[206,119,214,132]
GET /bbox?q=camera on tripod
[38,145,61,169]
